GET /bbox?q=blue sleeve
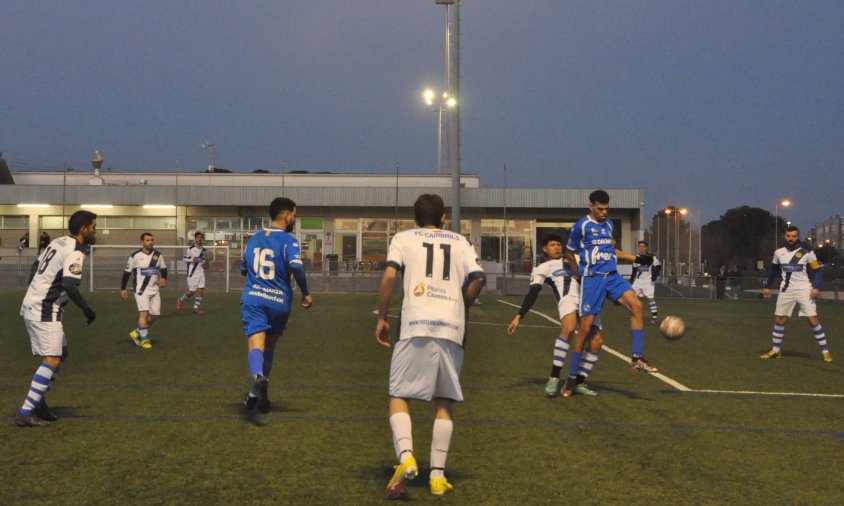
[290,262,310,297]
[566,223,581,251]
[765,264,781,289]
[240,254,248,277]
[812,267,823,289]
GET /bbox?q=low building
[0,167,645,290]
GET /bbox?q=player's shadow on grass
[585,382,651,400]
[230,401,304,426]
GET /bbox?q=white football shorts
[557,278,580,320]
[775,288,817,317]
[134,291,161,316]
[389,337,464,402]
[187,272,205,292]
[632,279,656,299]
[24,319,66,357]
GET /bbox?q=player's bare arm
[302,294,314,308]
[462,274,485,307]
[375,265,398,348]
[565,250,579,281]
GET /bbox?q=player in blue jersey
[561,190,657,397]
[240,197,313,413]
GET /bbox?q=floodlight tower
[435,0,461,232]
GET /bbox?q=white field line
[496,299,692,392]
[496,300,844,399]
[691,389,844,399]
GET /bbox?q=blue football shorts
[578,272,633,316]
[241,303,290,338]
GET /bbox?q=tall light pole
[679,208,688,276]
[774,199,791,249]
[663,208,673,275]
[422,88,456,174]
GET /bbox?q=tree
[701,206,786,273]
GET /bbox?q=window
[480,219,533,273]
[39,216,66,229]
[0,216,29,228]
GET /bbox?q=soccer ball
[659,316,685,341]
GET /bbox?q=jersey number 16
[252,248,276,280]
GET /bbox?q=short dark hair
[140,232,153,241]
[638,240,649,247]
[413,194,445,227]
[589,190,610,204]
[785,225,800,234]
[541,234,563,247]
[68,210,96,235]
[269,197,297,220]
[194,231,204,238]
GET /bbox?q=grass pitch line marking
[692,389,844,399]
[371,308,555,328]
[496,299,693,392]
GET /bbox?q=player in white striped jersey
[376,194,485,499]
[630,241,662,324]
[761,226,832,362]
[120,232,168,349]
[176,231,207,314]
[507,234,604,397]
[15,210,98,427]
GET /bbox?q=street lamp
[422,88,456,174]
[774,199,791,249]
[678,208,688,276]
[663,208,673,275]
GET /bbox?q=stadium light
[143,204,175,209]
[81,204,113,209]
[774,199,792,249]
[17,203,50,208]
[422,87,456,175]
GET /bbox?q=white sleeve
[63,249,85,281]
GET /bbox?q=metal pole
[689,213,693,277]
[698,210,702,276]
[436,107,443,175]
[675,213,680,276]
[449,0,461,232]
[395,163,400,231]
[62,160,68,228]
[665,212,670,275]
[774,203,778,250]
[655,214,660,262]
[503,163,507,294]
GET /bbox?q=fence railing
[2,249,842,300]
